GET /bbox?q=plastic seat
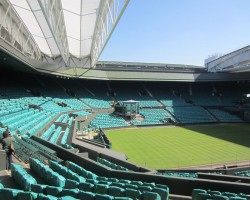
[78,182,94,192]
[0,188,22,200]
[125,188,142,200]
[30,184,47,193]
[108,186,125,197]
[16,191,38,200]
[111,182,125,188]
[124,184,138,190]
[138,186,152,193]
[78,191,95,200]
[213,195,229,200]
[152,187,169,200]
[65,179,79,189]
[192,189,207,200]
[196,193,212,200]
[142,191,161,200]
[61,189,79,199]
[95,184,109,195]
[46,186,63,197]
[95,193,114,200]
[59,196,79,200]
[36,194,57,200]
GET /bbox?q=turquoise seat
[0,188,22,200]
[124,184,138,190]
[119,180,131,184]
[46,186,63,197]
[30,184,47,193]
[108,178,119,183]
[78,191,95,200]
[36,194,57,200]
[16,191,37,200]
[65,179,79,189]
[130,181,143,186]
[111,183,125,188]
[138,186,152,193]
[152,187,169,200]
[59,196,79,200]
[86,179,98,184]
[192,189,207,200]
[142,191,161,200]
[108,186,125,197]
[213,195,229,200]
[61,189,79,199]
[95,184,109,195]
[125,188,142,200]
[78,182,94,192]
[196,193,212,200]
[95,194,114,200]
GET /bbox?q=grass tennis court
[105,124,250,169]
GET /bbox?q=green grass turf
[105,124,250,169]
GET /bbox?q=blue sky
[99,0,250,66]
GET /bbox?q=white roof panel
[61,0,81,15]
[8,0,129,66]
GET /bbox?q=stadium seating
[131,109,175,125]
[3,158,168,200]
[207,108,243,122]
[41,124,56,140]
[49,126,62,144]
[97,157,129,171]
[234,170,250,177]
[60,128,74,149]
[158,172,197,179]
[167,106,216,123]
[192,188,250,200]
[90,114,129,129]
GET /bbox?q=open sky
[99,0,250,66]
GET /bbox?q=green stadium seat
[212,195,229,200]
[0,188,22,200]
[86,178,99,184]
[78,182,94,192]
[118,180,131,184]
[36,194,57,200]
[196,193,212,200]
[138,186,152,192]
[46,186,63,197]
[61,189,79,199]
[108,178,119,183]
[192,189,207,200]
[124,184,138,190]
[30,184,47,193]
[16,191,37,200]
[111,182,125,188]
[130,181,143,186]
[95,193,114,200]
[95,184,109,195]
[153,187,169,200]
[108,186,125,197]
[142,191,161,200]
[59,196,79,200]
[78,191,96,200]
[65,179,79,189]
[125,188,142,200]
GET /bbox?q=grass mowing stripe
[105,124,250,169]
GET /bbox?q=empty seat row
[28,159,166,200]
[97,157,129,171]
[192,189,250,200]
